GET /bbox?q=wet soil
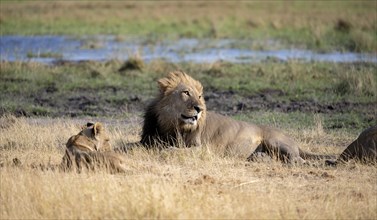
[1,84,376,126]
[205,89,377,115]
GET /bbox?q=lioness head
[156,71,206,132]
[66,122,111,153]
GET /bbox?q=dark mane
[140,99,177,148]
[140,71,206,148]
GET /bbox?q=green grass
[0,60,376,129]
[235,111,371,132]
[1,1,376,52]
[193,61,377,102]
[26,51,63,59]
[1,61,376,103]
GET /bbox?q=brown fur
[60,149,127,173]
[327,126,377,165]
[66,122,111,153]
[61,122,127,173]
[141,71,333,163]
[141,71,205,148]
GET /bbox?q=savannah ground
[1,1,377,219]
[1,115,376,219]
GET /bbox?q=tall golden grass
[1,115,376,219]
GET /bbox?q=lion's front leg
[183,131,202,148]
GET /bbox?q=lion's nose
[194,105,203,113]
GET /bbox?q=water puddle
[1,35,376,63]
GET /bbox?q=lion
[66,122,112,153]
[326,125,377,165]
[60,149,127,173]
[140,71,334,163]
[61,122,127,173]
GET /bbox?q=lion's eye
[199,95,202,99]
[183,91,190,96]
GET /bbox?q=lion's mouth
[181,114,199,124]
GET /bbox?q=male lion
[141,71,334,163]
[326,125,377,165]
[61,122,127,173]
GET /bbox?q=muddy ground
[1,83,375,128]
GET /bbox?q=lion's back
[339,125,377,162]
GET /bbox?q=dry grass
[334,66,377,97]
[0,115,376,219]
[2,1,375,31]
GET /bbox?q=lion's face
[156,71,206,132]
[66,122,111,152]
[171,83,205,130]
[80,122,111,151]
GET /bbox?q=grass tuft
[334,19,352,33]
[26,51,63,59]
[205,61,227,76]
[349,30,376,52]
[334,68,376,97]
[118,53,145,72]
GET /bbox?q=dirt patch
[1,84,376,126]
[1,85,146,117]
[205,89,377,115]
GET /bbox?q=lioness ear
[93,122,103,136]
[81,122,95,130]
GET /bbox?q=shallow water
[1,35,376,63]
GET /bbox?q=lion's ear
[158,78,173,94]
[93,122,103,136]
[158,71,184,94]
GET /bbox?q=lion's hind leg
[247,143,273,162]
[248,138,306,164]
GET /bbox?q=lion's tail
[299,149,337,160]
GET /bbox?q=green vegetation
[1,1,376,52]
[118,53,145,72]
[236,111,371,132]
[0,60,376,129]
[26,51,63,59]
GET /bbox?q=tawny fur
[327,125,376,165]
[60,149,127,174]
[61,122,127,173]
[141,71,334,163]
[66,122,112,153]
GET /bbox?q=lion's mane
[141,71,206,148]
